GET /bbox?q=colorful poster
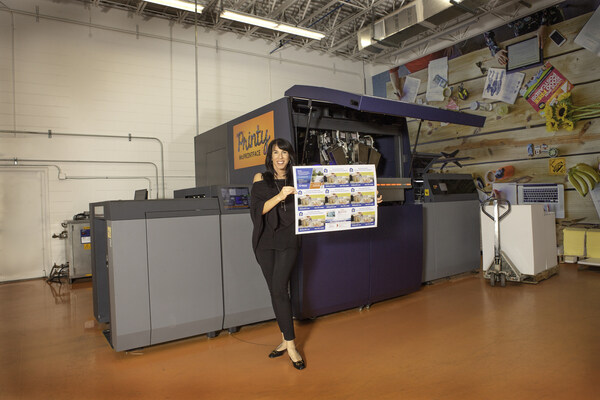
[293,165,378,235]
[232,111,273,170]
[520,62,573,113]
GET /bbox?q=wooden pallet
[520,265,560,284]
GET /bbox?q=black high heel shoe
[268,348,286,358]
[290,355,306,370]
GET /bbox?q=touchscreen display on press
[221,187,250,210]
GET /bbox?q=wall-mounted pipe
[0,129,165,197]
[0,163,153,198]
[0,162,63,177]
[0,158,159,198]
[62,176,153,197]
[9,8,16,133]
[0,163,153,197]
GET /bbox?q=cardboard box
[563,227,587,256]
[586,229,600,258]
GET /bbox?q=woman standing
[250,138,305,370]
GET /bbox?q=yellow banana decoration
[575,169,595,193]
[575,163,600,184]
[575,169,597,190]
[570,169,589,196]
[568,169,587,197]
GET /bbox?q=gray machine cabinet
[107,219,151,352]
[221,213,274,330]
[422,200,481,282]
[66,219,92,282]
[174,185,276,333]
[101,199,223,352]
[146,213,223,345]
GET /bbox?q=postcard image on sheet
[293,165,378,234]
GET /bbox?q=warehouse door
[0,169,49,282]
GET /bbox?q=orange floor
[0,264,598,400]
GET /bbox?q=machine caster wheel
[500,274,506,287]
[489,273,496,287]
[228,327,239,334]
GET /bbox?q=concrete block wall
[0,0,364,280]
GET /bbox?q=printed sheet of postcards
[292,165,378,235]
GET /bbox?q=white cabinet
[481,204,557,276]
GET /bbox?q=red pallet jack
[481,198,523,287]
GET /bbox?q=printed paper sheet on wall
[520,62,573,113]
[292,165,378,235]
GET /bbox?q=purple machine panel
[285,85,486,128]
[286,85,483,320]
[291,204,423,319]
[292,230,371,319]
[369,204,423,303]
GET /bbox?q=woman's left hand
[377,191,383,204]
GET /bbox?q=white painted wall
[0,0,364,279]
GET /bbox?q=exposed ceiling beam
[371,0,563,66]
[324,0,388,49]
[272,0,340,43]
[67,0,576,65]
[244,0,300,37]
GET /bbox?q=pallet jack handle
[480,198,511,222]
[480,197,521,286]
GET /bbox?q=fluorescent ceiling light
[145,0,204,13]
[220,10,278,29]
[220,9,325,40]
[276,24,325,40]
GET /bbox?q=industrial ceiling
[74,0,563,65]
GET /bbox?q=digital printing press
[191,85,486,319]
[90,85,486,351]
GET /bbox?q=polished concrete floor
[0,264,598,400]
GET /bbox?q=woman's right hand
[278,186,297,201]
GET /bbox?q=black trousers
[255,246,298,341]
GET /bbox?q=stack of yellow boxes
[586,229,600,259]
[563,227,600,261]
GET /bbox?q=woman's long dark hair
[263,138,296,187]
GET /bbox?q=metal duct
[358,0,489,52]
